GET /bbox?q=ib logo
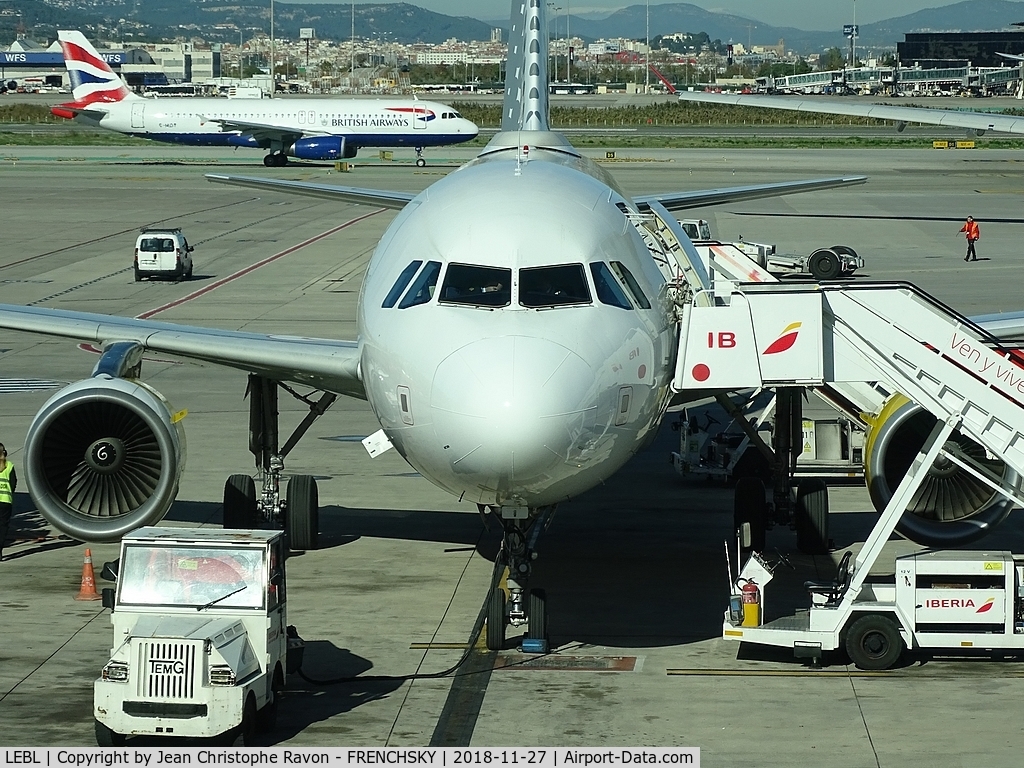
[690,331,736,382]
[763,322,802,355]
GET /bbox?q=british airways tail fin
[501,0,549,131]
[58,30,136,105]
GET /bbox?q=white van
[134,228,194,281]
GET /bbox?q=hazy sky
[279,1,1024,31]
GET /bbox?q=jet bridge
[669,279,1024,666]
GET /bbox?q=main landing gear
[263,152,288,167]
[414,147,426,168]
[222,374,336,552]
[484,505,554,652]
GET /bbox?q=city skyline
[277,0,1024,32]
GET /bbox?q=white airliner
[677,90,1024,135]
[2,2,883,648]
[51,30,478,166]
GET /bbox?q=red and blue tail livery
[59,30,134,105]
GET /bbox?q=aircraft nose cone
[431,336,595,489]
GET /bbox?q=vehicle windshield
[118,544,265,609]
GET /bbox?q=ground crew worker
[959,216,981,262]
[0,443,16,561]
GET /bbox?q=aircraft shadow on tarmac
[265,640,402,746]
[158,426,857,650]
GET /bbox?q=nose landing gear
[414,147,426,167]
[484,505,554,651]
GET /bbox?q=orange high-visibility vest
[961,221,980,241]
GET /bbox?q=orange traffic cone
[75,548,101,601]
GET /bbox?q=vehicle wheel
[185,262,193,280]
[486,586,506,650]
[133,266,141,282]
[233,695,258,746]
[256,666,283,732]
[224,474,258,529]
[829,244,859,260]
[274,153,288,167]
[263,154,275,167]
[808,248,841,280]
[845,614,903,670]
[286,475,319,551]
[527,588,547,642]
[95,719,126,747]
[795,478,829,555]
[415,157,426,167]
[733,477,767,553]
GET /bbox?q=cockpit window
[439,264,512,308]
[519,264,591,308]
[610,261,651,309]
[398,260,442,308]
[382,260,423,308]
[590,262,633,310]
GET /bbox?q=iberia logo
[762,322,802,355]
[976,597,996,614]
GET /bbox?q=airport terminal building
[0,38,220,91]
[897,30,1024,67]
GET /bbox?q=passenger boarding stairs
[672,279,1024,634]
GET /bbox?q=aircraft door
[131,102,145,129]
[414,103,426,130]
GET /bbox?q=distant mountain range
[5,0,1024,53]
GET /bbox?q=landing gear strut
[414,147,426,168]
[221,374,336,550]
[484,505,554,651]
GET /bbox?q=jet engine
[23,376,186,543]
[288,136,357,160]
[864,394,1017,546]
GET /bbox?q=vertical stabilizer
[501,0,549,132]
[58,30,135,105]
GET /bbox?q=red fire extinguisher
[740,579,760,627]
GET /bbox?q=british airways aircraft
[4,3,866,648]
[51,30,478,166]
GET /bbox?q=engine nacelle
[864,394,1018,546]
[288,136,356,160]
[23,376,186,543]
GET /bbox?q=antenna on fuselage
[501,0,550,132]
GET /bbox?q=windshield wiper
[197,584,248,611]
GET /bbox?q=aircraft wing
[635,176,866,212]
[200,115,310,143]
[677,92,1024,135]
[0,304,365,399]
[206,173,416,209]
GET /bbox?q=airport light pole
[645,0,650,94]
[270,0,275,96]
[565,1,570,85]
[853,0,857,67]
[548,5,561,82]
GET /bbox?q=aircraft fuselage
[359,133,677,508]
[74,98,477,151]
